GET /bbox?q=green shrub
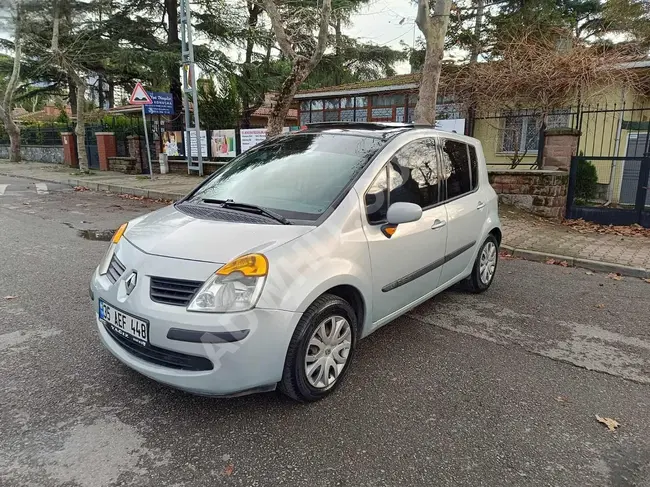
[575,159,598,201]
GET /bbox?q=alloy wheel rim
[479,241,497,285]
[304,315,352,389]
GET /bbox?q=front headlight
[98,223,128,275]
[187,254,268,313]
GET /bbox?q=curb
[0,170,185,201]
[501,244,650,279]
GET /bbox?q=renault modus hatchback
[90,122,501,401]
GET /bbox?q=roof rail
[304,121,414,131]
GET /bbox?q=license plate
[99,299,149,346]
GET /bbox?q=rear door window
[441,139,472,200]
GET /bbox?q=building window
[500,109,570,153]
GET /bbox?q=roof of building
[295,74,421,99]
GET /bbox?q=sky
[345,0,419,75]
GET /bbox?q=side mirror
[386,202,422,225]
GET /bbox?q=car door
[362,137,449,325]
[438,138,486,285]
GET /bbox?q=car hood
[123,205,313,264]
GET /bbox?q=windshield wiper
[201,198,292,225]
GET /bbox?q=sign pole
[141,105,154,180]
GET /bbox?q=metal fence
[0,123,74,146]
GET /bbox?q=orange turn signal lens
[381,224,397,238]
[217,254,269,277]
[112,223,128,244]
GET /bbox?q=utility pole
[180,0,204,176]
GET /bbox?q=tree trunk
[469,0,484,64]
[68,76,78,115]
[98,74,105,109]
[262,0,332,135]
[166,0,183,122]
[1,0,22,162]
[267,60,311,136]
[334,15,342,85]
[413,0,452,126]
[108,79,115,108]
[71,71,89,172]
[241,2,261,129]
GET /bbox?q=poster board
[162,131,183,157]
[184,130,208,158]
[210,130,237,158]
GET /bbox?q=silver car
[90,122,501,401]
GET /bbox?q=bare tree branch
[261,0,299,60]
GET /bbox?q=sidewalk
[0,160,202,200]
[501,207,650,278]
[2,160,649,278]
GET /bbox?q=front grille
[104,323,214,371]
[150,276,203,307]
[107,255,126,284]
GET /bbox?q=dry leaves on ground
[607,273,623,281]
[555,395,569,403]
[546,259,569,267]
[222,464,234,476]
[3,295,17,300]
[499,250,515,259]
[563,219,650,238]
[73,186,89,192]
[117,193,174,205]
[595,415,620,431]
[595,304,605,309]
[643,278,650,284]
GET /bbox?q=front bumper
[90,238,301,396]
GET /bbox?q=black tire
[466,234,499,293]
[278,294,358,402]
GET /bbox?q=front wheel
[466,235,499,293]
[278,294,357,402]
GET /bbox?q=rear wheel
[279,294,357,402]
[466,235,499,293]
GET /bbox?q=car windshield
[186,133,386,222]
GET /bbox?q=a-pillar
[96,132,117,171]
[61,132,79,168]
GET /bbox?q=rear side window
[441,139,471,200]
[469,145,479,190]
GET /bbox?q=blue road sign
[144,92,174,115]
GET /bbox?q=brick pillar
[542,128,580,171]
[61,132,78,168]
[127,135,143,172]
[96,132,116,171]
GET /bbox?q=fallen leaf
[595,304,605,309]
[546,258,557,265]
[73,186,89,192]
[3,295,17,300]
[607,273,623,281]
[222,464,234,476]
[555,395,569,403]
[585,271,595,275]
[563,218,650,238]
[559,260,569,267]
[596,415,620,431]
[643,278,650,284]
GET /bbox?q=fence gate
[84,125,102,170]
[566,154,650,228]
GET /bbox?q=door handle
[477,201,486,210]
[431,219,446,230]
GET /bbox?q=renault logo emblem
[125,272,138,295]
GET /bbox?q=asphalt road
[1,174,650,487]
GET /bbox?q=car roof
[299,122,478,144]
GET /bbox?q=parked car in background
[90,122,501,402]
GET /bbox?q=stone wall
[0,145,64,164]
[108,156,142,174]
[488,169,569,219]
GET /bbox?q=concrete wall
[489,169,569,220]
[0,145,64,164]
